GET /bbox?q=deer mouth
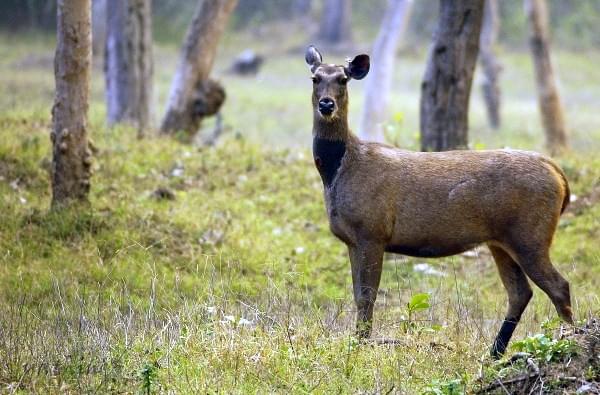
[319,108,334,117]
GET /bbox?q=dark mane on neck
[312,115,350,187]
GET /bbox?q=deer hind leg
[489,244,533,358]
[348,242,384,339]
[513,247,574,325]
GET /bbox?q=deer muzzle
[318,97,335,116]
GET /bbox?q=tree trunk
[105,0,153,135]
[160,0,237,138]
[317,0,352,45]
[479,0,501,129]
[91,0,106,61]
[51,0,93,207]
[358,0,413,142]
[292,0,312,17]
[524,0,567,155]
[419,0,484,152]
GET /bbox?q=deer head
[305,46,370,121]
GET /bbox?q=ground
[0,32,599,393]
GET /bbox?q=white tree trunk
[160,0,237,138]
[358,0,413,142]
[51,0,93,207]
[524,0,568,155]
[91,0,106,60]
[479,0,501,129]
[105,0,153,135]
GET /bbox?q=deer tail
[541,157,571,214]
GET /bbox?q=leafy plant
[540,317,562,335]
[422,378,465,395]
[511,333,578,363]
[139,350,161,395]
[401,293,433,332]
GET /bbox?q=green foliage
[422,377,466,395]
[407,293,430,314]
[511,334,578,363]
[139,349,161,395]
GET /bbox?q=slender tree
[292,0,312,16]
[160,0,237,138]
[525,0,567,155]
[91,0,106,60]
[317,0,351,45]
[51,0,93,207]
[479,0,501,129]
[358,0,413,142]
[104,0,153,135]
[420,0,484,151]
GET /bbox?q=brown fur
[305,46,573,356]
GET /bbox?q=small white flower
[19,196,27,204]
[224,315,235,322]
[238,318,253,326]
[249,353,260,363]
[272,227,283,236]
[294,246,305,254]
[171,168,184,177]
[206,306,216,314]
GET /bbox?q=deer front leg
[348,242,384,339]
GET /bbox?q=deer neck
[312,113,352,188]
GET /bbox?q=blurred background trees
[105,0,153,135]
[358,0,413,142]
[525,0,568,155]
[160,0,236,139]
[317,0,352,46]
[478,0,501,129]
[3,0,600,49]
[3,0,588,154]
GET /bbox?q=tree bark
[524,0,567,155]
[358,0,413,142]
[479,0,501,129]
[105,0,153,135]
[317,0,352,45]
[51,0,93,207]
[160,0,237,138]
[419,0,484,151]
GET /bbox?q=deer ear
[305,45,322,73]
[347,54,370,80]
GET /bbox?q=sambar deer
[304,45,573,357]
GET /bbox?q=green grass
[0,33,599,393]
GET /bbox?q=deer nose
[318,98,335,115]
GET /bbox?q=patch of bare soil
[477,319,600,394]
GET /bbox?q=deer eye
[338,77,348,85]
[311,76,321,84]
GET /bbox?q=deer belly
[384,242,479,258]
